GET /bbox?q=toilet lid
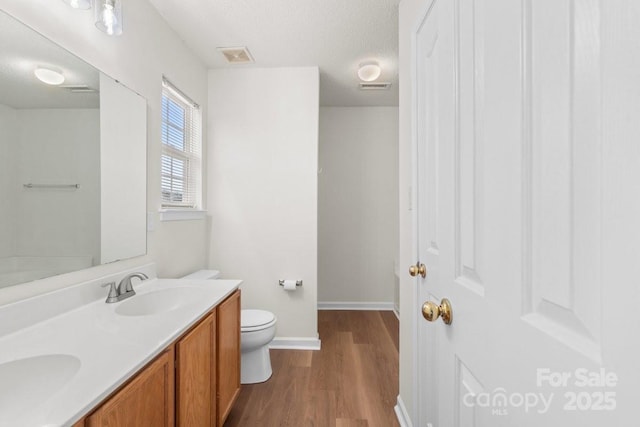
[241,309,276,329]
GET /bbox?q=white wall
[208,67,319,340]
[16,109,100,262]
[0,104,17,259]
[0,0,209,305]
[318,107,398,307]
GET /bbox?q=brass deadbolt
[409,263,427,278]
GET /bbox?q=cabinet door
[87,349,174,427]
[176,311,216,427]
[217,290,241,426]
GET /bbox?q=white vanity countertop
[0,278,241,427]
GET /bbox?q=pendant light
[94,0,122,36]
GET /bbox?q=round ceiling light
[357,62,382,82]
[62,0,92,9]
[34,67,65,85]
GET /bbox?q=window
[161,78,201,209]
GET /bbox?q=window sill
[159,209,207,222]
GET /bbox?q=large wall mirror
[0,10,147,289]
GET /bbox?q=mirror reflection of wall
[0,10,147,289]
[99,74,147,265]
[0,98,101,287]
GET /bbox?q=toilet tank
[180,270,221,280]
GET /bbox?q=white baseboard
[394,395,413,427]
[318,301,395,311]
[393,308,400,320]
[269,336,321,351]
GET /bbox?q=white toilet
[240,309,277,384]
[181,270,277,385]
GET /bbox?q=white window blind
[161,78,201,209]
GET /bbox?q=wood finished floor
[224,310,400,427]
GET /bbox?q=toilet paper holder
[279,280,303,287]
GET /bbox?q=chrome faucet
[101,272,148,303]
[118,272,148,297]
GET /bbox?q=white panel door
[413,1,444,424]
[406,0,640,425]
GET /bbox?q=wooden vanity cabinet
[81,290,241,427]
[86,348,174,427]
[176,311,216,426]
[216,290,241,426]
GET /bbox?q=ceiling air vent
[358,82,391,90]
[217,46,254,64]
[60,85,98,93]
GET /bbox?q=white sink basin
[0,354,81,422]
[115,287,207,317]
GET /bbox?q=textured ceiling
[148,0,399,107]
[0,10,99,109]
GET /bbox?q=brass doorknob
[422,298,453,325]
[409,263,427,278]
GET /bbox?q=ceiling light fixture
[94,0,122,36]
[34,67,65,85]
[357,62,382,82]
[62,0,92,9]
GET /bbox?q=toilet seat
[241,309,276,332]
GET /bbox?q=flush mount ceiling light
[94,0,122,36]
[34,67,65,85]
[357,62,382,82]
[61,0,92,9]
[217,47,255,64]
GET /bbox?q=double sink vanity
[0,8,242,426]
[0,265,242,426]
